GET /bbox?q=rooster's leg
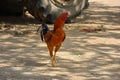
[53,44,61,66]
[47,44,53,57]
[47,44,54,66]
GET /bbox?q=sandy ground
[0,0,120,80]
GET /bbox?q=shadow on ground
[0,1,120,80]
[76,2,120,25]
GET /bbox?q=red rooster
[38,12,68,66]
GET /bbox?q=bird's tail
[37,22,49,41]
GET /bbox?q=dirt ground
[0,0,120,80]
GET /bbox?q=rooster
[38,12,68,66]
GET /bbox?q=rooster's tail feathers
[40,30,44,41]
[40,22,49,41]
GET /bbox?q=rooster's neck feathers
[53,12,68,30]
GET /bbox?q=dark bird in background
[38,12,68,66]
